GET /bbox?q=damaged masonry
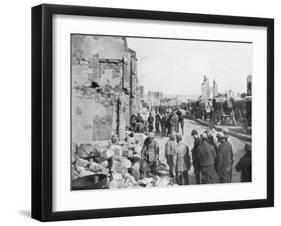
[71,35,159,189]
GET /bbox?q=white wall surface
[0,0,279,225]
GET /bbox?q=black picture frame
[32,3,274,222]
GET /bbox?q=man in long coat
[165,133,177,180]
[155,111,161,134]
[191,129,201,184]
[175,134,191,185]
[147,113,154,132]
[216,132,234,183]
[197,133,219,184]
[235,143,252,182]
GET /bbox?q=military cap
[216,132,225,138]
[191,129,198,136]
[176,133,182,140]
[201,133,208,140]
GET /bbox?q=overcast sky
[127,37,252,96]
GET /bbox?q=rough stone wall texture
[99,62,123,89]
[72,35,126,61]
[123,51,131,90]
[72,90,115,143]
[72,65,92,87]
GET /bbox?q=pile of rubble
[72,132,175,190]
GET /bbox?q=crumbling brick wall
[72,88,116,143]
[71,35,138,143]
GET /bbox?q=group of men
[140,127,252,185]
[130,108,185,137]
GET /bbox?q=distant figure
[160,113,167,137]
[130,114,137,132]
[165,112,171,136]
[148,113,154,132]
[155,111,161,134]
[140,132,159,178]
[170,111,178,135]
[191,129,201,184]
[197,133,219,184]
[175,134,191,185]
[235,143,252,182]
[216,132,234,183]
[165,133,177,181]
[176,109,184,134]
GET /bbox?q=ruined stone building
[72,35,139,144]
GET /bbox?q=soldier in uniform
[165,132,177,181]
[175,134,191,185]
[216,132,234,183]
[235,143,252,182]
[140,132,160,178]
[197,133,219,184]
[191,129,201,184]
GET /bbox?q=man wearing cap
[175,134,191,185]
[197,133,219,183]
[165,132,177,181]
[216,132,234,183]
[140,132,160,178]
[191,129,201,184]
[235,143,252,182]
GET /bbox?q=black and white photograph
[71,34,253,190]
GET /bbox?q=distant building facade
[147,91,164,106]
[201,75,211,100]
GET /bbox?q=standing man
[166,112,171,136]
[175,134,191,185]
[216,132,234,183]
[235,143,252,182]
[206,129,219,171]
[165,132,177,181]
[147,112,154,132]
[177,109,184,134]
[191,129,201,184]
[140,132,160,178]
[160,112,167,137]
[155,111,161,135]
[197,133,219,184]
[170,111,178,135]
